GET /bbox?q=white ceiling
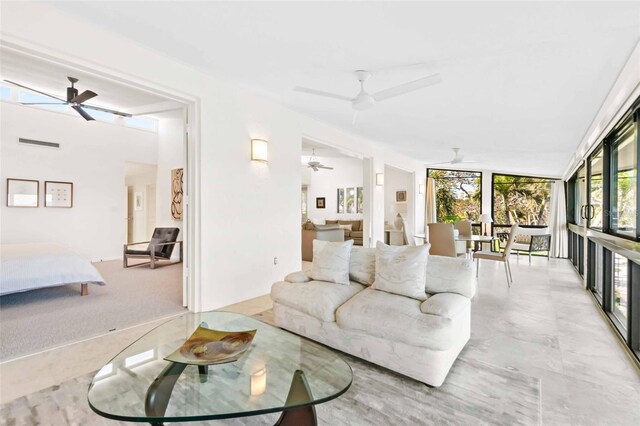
[0,48,174,113]
[49,2,640,176]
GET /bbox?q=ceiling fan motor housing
[67,86,78,103]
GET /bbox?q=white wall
[0,102,158,260]
[1,3,428,311]
[304,156,363,222]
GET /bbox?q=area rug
[0,309,540,425]
[0,261,186,361]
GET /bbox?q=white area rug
[0,260,185,361]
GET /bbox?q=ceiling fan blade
[318,166,334,170]
[312,166,319,172]
[70,90,97,104]
[20,102,68,105]
[82,104,132,117]
[426,161,454,167]
[373,73,442,102]
[3,79,65,101]
[351,111,358,125]
[294,86,352,102]
[72,105,95,121]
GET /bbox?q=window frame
[426,168,483,223]
[490,172,555,228]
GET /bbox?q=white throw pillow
[309,239,354,285]
[349,246,376,286]
[372,241,430,300]
[338,224,353,231]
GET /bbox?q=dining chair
[402,218,416,246]
[474,224,519,287]
[455,219,473,257]
[427,223,457,257]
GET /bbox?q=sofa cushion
[349,246,376,286]
[271,280,365,322]
[425,255,477,299]
[336,288,455,350]
[372,242,429,301]
[309,239,354,285]
[420,293,470,319]
[350,231,364,238]
[339,220,361,231]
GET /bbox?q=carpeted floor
[0,260,186,361]
[0,310,541,425]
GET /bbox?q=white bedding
[0,243,106,296]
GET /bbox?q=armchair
[123,227,182,269]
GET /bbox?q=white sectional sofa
[271,246,477,387]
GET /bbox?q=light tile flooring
[1,258,639,425]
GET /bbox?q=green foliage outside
[493,175,552,225]
[430,170,481,223]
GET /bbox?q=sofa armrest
[420,293,470,319]
[284,271,311,283]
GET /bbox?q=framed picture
[171,168,184,220]
[134,192,144,211]
[337,188,345,213]
[396,190,407,202]
[45,181,73,208]
[7,178,39,207]
[346,187,355,213]
[356,187,363,213]
[316,197,326,209]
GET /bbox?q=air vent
[18,138,60,149]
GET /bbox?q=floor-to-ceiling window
[610,119,637,238]
[589,147,604,231]
[427,169,482,223]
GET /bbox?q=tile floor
[0,258,639,425]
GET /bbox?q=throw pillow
[372,241,430,300]
[339,224,353,231]
[349,246,376,286]
[309,239,354,285]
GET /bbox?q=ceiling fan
[428,148,478,166]
[306,149,334,172]
[294,70,442,124]
[4,77,132,121]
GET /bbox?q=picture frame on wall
[337,188,345,213]
[6,178,39,207]
[45,181,73,208]
[396,190,407,202]
[134,192,144,211]
[346,187,356,213]
[316,197,326,209]
[356,187,363,213]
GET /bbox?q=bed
[1,243,105,296]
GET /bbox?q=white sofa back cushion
[425,255,476,298]
[349,246,376,286]
[309,239,354,285]
[372,241,430,301]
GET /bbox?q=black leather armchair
[123,227,182,269]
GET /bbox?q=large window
[492,174,553,225]
[427,169,481,223]
[589,147,604,231]
[610,119,637,237]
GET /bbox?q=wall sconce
[419,184,425,194]
[251,139,268,162]
[376,173,384,186]
[250,367,267,396]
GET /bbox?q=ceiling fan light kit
[4,76,132,121]
[294,68,442,124]
[306,148,334,172]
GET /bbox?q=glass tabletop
[88,311,352,423]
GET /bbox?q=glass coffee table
[88,312,352,425]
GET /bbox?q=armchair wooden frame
[123,240,183,269]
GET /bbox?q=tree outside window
[492,174,553,225]
[428,169,481,223]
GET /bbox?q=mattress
[0,243,106,296]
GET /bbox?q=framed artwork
[356,187,363,213]
[396,190,407,202]
[44,181,73,208]
[337,188,345,213]
[316,197,326,209]
[346,187,355,213]
[171,168,184,220]
[7,178,39,207]
[134,192,144,211]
